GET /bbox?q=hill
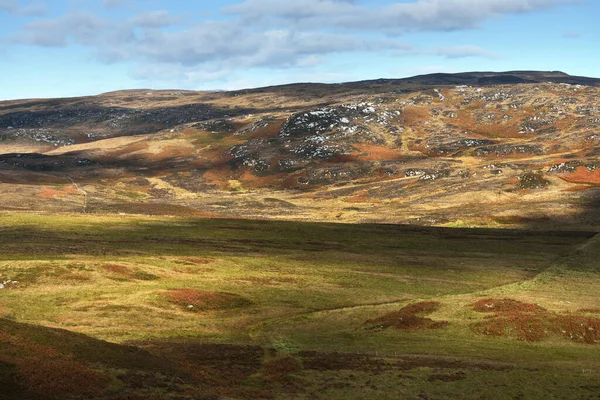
[1,71,600,228]
[2,73,600,398]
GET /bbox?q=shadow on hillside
[0,216,595,261]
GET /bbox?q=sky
[0,0,598,100]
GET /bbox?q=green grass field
[1,213,600,399]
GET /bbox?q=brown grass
[176,257,214,265]
[579,308,600,314]
[473,298,546,313]
[246,119,286,139]
[263,355,302,377]
[36,186,80,199]
[352,144,402,161]
[163,289,252,311]
[453,110,522,138]
[365,301,448,331]
[102,264,130,274]
[0,330,110,397]
[402,106,430,127]
[552,315,600,344]
[16,358,110,398]
[110,141,150,158]
[472,299,600,344]
[202,165,234,189]
[343,196,382,204]
[101,264,158,281]
[153,145,195,160]
[559,166,600,185]
[240,170,287,188]
[562,184,593,192]
[137,342,270,399]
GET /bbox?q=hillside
[1,70,600,227]
[2,72,600,399]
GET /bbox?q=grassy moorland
[1,213,600,399]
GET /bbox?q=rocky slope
[1,71,600,228]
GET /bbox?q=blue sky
[0,0,597,100]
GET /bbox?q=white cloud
[225,0,578,34]
[433,45,500,59]
[14,12,108,47]
[3,0,578,85]
[0,1,47,16]
[129,10,182,28]
[102,0,128,8]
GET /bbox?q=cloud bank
[4,0,578,82]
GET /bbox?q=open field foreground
[1,213,600,399]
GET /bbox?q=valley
[1,71,600,399]
[1,214,600,399]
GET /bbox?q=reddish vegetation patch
[562,184,593,192]
[402,106,430,127]
[246,120,286,139]
[472,299,600,344]
[559,166,600,185]
[553,315,600,344]
[365,301,448,331]
[454,110,522,139]
[0,330,110,398]
[473,122,521,139]
[36,186,80,199]
[202,165,234,189]
[352,144,402,161]
[333,153,360,162]
[163,289,252,311]
[240,169,286,188]
[192,148,234,169]
[102,264,130,274]
[16,358,110,398]
[473,298,546,313]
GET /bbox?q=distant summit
[353,71,599,87]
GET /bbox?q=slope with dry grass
[1,72,600,229]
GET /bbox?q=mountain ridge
[1,71,600,228]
